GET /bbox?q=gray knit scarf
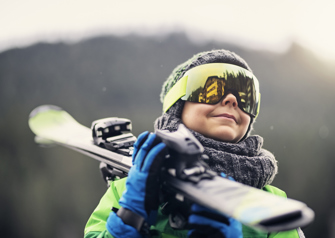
[154,103,278,189]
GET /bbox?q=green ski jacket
[84,178,303,238]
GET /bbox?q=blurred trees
[1,33,334,237]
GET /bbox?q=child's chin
[209,128,239,143]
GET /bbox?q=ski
[28,105,314,232]
[29,105,132,174]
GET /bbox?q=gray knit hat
[159,49,257,141]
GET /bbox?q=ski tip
[257,205,315,232]
[29,105,63,119]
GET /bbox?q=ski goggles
[163,63,261,118]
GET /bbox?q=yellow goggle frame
[163,63,261,118]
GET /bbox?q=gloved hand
[187,204,243,238]
[187,173,243,238]
[107,131,167,238]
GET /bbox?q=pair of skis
[28,105,314,232]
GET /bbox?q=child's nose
[221,93,238,108]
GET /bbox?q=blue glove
[187,204,243,238]
[107,132,167,238]
[187,173,243,238]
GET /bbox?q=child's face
[181,93,251,143]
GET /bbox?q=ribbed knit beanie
[159,49,257,141]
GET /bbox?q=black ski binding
[91,117,136,156]
[92,118,136,182]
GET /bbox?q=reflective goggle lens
[163,63,260,118]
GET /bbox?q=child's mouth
[214,113,237,123]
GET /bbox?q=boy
[84,49,305,237]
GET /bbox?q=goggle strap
[163,75,188,112]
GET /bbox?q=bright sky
[1,0,335,62]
